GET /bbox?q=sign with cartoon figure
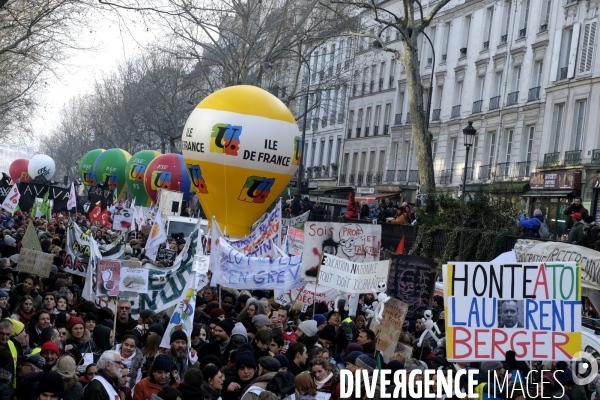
[181,85,300,237]
[96,259,121,297]
[443,262,582,360]
[387,254,437,319]
[301,222,382,281]
[159,271,200,350]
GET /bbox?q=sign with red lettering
[301,222,381,281]
[443,262,582,361]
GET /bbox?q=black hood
[266,371,296,397]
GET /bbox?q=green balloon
[79,149,104,188]
[92,148,132,197]
[126,150,162,206]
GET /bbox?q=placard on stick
[370,297,409,363]
[21,223,42,251]
[18,248,54,277]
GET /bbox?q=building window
[505,129,514,163]
[573,100,587,150]
[319,139,325,167]
[579,22,597,74]
[336,137,342,163]
[488,131,497,165]
[501,2,512,37]
[519,0,531,33]
[483,8,494,48]
[540,0,551,26]
[525,126,535,164]
[552,104,565,152]
[449,138,457,170]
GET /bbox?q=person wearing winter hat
[231,322,249,345]
[295,320,321,364]
[223,344,257,400]
[40,342,60,371]
[312,314,327,330]
[93,324,114,352]
[147,323,165,339]
[83,313,98,332]
[355,354,377,373]
[133,354,178,400]
[239,357,282,400]
[199,319,238,367]
[16,354,46,400]
[252,314,271,331]
[273,354,290,371]
[52,355,84,400]
[296,320,318,339]
[569,212,585,244]
[210,308,226,321]
[0,290,9,319]
[66,316,96,356]
[167,330,196,382]
[36,371,65,400]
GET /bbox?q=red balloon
[143,154,192,204]
[9,159,32,183]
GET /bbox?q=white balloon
[28,154,56,181]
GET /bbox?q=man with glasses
[83,350,123,400]
[115,299,136,343]
[16,353,45,400]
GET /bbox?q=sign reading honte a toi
[443,262,582,361]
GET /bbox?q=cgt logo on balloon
[210,123,242,156]
[239,176,275,204]
[187,164,208,194]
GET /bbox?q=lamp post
[264,49,310,195]
[462,121,477,195]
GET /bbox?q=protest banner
[157,248,177,264]
[370,297,409,362]
[514,238,600,290]
[0,182,71,212]
[286,227,304,256]
[301,222,382,281]
[96,260,121,297]
[138,227,204,313]
[21,223,42,252]
[112,206,134,231]
[318,254,390,294]
[388,254,437,319]
[228,201,282,257]
[160,270,200,349]
[120,263,149,294]
[282,211,310,227]
[17,248,54,277]
[0,184,20,214]
[64,220,125,277]
[145,212,168,261]
[274,282,339,312]
[212,238,303,291]
[443,262,582,360]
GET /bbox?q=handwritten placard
[370,297,409,362]
[319,254,390,294]
[17,248,54,277]
[157,248,176,264]
[387,254,437,319]
[21,223,42,251]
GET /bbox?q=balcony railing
[321,119,327,128]
[366,173,373,185]
[543,152,561,166]
[495,162,513,179]
[357,172,364,185]
[432,109,441,121]
[472,100,483,114]
[439,169,453,185]
[394,114,402,125]
[528,87,540,101]
[383,125,389,134]
[389,76,395,88]
[339,173,346,184]
[347,129,352,139]
[540,22,548,32]
[558,67,568,80]
[465,166,475,181]
[365,127,370,136]
[379,78,384,91]
[338,113,345,124]
[500,34,508,44]
[507,91,519,106]
[385,169,395,182]
[397,170,407,181]
[564,149,582,165]
[406,113,411,124]
[459,47,467,57]
[592,150,600,165]
[441,54,447,62]
[374,126,379,135]
[361,82,366,94]
[313,169,322,178]
[408,170,419,183]
[489,96,500,110]
[370,81,374,93]
[479,164,493,180]
[451,105,461,118]
[356,128,361,137]
[373,172,383,185]
[516,161,531,178]
[348,174,355,184]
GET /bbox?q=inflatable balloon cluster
[9,154,56,184]
[181,85,300,237]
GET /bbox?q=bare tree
[327,0,450,191]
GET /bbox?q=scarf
[315,372,333,390]
[18,308,34,324]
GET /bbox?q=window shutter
[550,29,563,82]
[567,23,581,78]
[586,22,597,73]
[579,23,591,73]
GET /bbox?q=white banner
[283,211,310,227]
[212,238,303,291]
[0,185,20,214]
[318,254,390,294]
[229,200,282,257]
[160,271,200,349]
[301,222,382,281]
[145,212,168,261]
[67,182,77,211]
[274,282,340,312]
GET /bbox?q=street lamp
[462,121,477,194]
[264,50,310,195]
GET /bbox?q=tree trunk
[401,35,436,191]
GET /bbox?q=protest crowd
[0,208,593,400]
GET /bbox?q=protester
[83,350,124,400]
[36,371,64,400]
[115,334,145,390]
[52,355,84,400]
[222,344,257,400]
[132,354,179,400]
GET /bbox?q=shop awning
[522,190,574,197]
[356,193,396,204]
[309,186,353,195]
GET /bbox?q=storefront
[585,169,600,224]
[524,170,582,239]
[308,186,353,219]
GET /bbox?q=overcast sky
[32,8,160,145]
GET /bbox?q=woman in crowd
[133,354,178,400]
[237,300,266,332]
[66,317,96,356]
[310,359,340,399]
[202,365,224,400]
[141,333,163,379]
[296,373,318,398]
[79,363,98,389]
[29,310,52,346]
[115,334,145,390]
[10,295,35,325]
[52,355,84,400]
[222,346,257,400]
[55,295,70,321]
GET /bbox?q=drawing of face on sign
[335,224,366,261]
[397,269,419,306]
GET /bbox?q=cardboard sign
[370,297,409,362]
[21,223,42,252]
[120,265,149,294]
[319,254,390,294]
[156,248,177,264]
[96,260,121,297]
[112,207,134,231]
[286,227,304,256]
[274,282,339,312]
[387,254,437,319]
[443,262,582,360]
[17,248,54,277]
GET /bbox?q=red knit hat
[210,308,226,318]
[572,212,583,221]
[41,341,60,356]
[67,317,85,331]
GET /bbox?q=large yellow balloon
[182,85,301,237]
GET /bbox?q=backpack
[538,222,550,239]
